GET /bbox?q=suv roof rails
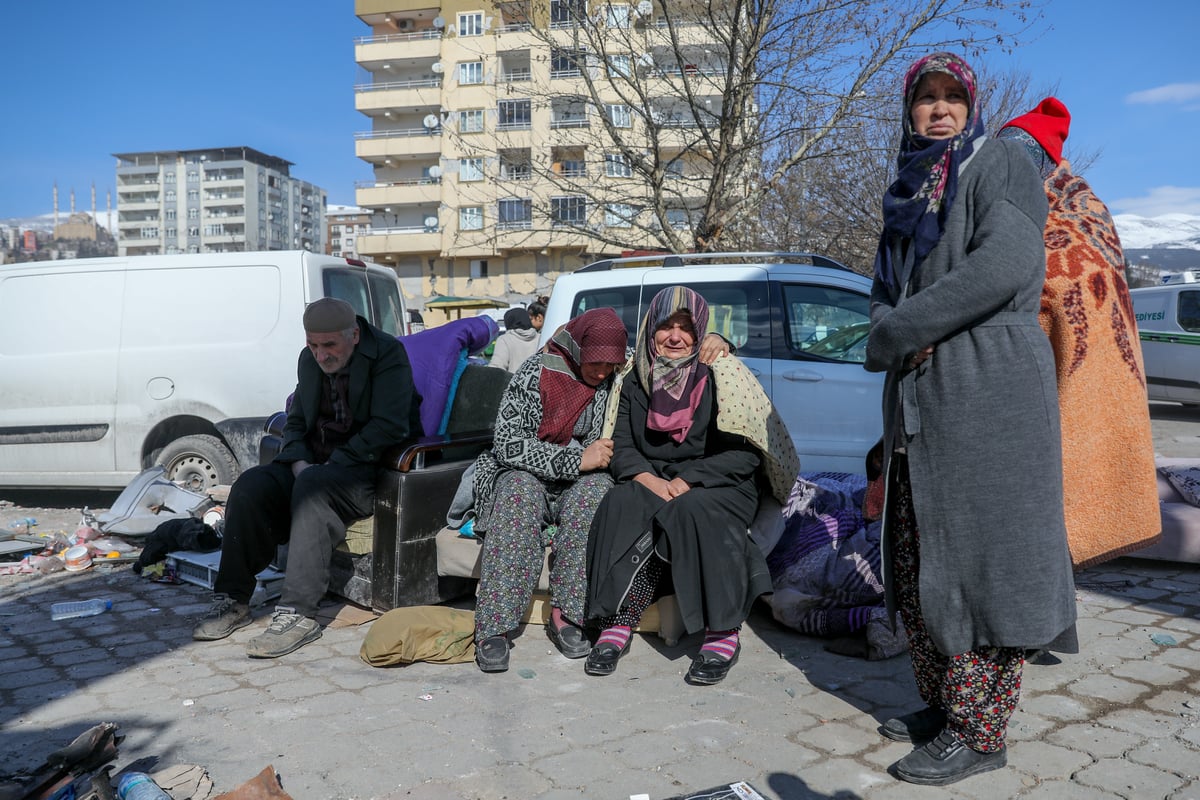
[576,252,852,273]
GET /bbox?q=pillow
[1158,465,1200,507]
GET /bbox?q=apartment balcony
[204,212,247,225]
[117,174,161,189]
[120,198,159,211]
[357,227,442,256]
[355,78,442,114]
[354,179,441,208]
[355,30,442,66]
[355,129,442,160]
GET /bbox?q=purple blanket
[400,317,498,436]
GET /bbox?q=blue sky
[1,0,1196,220]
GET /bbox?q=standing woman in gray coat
[865,52,1077,787]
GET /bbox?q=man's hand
[698,333,731,365]
[291,460,311,478]
[634,472,674,502]
[580,438,614,472]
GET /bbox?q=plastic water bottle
[117,772,171,800]
[49,598,112,620]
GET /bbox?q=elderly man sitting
[193,298,420,658]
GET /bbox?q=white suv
[540,252,883,473]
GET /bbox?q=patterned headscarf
[874,52,984,293]
[635,286,711,443]
[537,308,628,445]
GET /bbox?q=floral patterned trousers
[474,469,613,640]
[891,455,1024,753]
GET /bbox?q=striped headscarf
[874,52,984,293]
[635,286,710,443]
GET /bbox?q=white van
[1132,278,1200,406]
[0,251,408,490]
[541,253,883,473]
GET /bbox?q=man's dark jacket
[275,316,420,469]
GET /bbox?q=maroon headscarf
[536,308,628,445]
[635,286,710,443]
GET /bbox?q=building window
[551,47,585,78]
[187,208,199,220]
[550,0,586,27]
[498,198,532,229]
[459,206,484,230]
[188,226,200,237]
[499,150,532,180]
[551,196,586,226]
[458,61,484,85]
[165,209,176,220]
[187,189,199,201]
[497,99,532,130]
[666,208,690,229]
[140,227,159,239]
[604,153,633,178]
[166,227,177,238]
[165,190,176,202]
[606,104,632,128]
[458,11,484,36]
[470,259,488,278]
[606,4,631,27]
[607,54,631,78]
[187,171,199,183]
[459,158,484,182]
[164,172,176,184]
[605,203,634,227]
[459,109,485,133]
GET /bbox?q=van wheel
[158,435,239,492]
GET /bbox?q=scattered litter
[663,780,768,799]
[1150,633,1178,647]
[418,694,434,701]
[182,699,195,706]
[784,687,796,698]
[518,668,536,679]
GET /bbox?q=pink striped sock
[597,625,632,651]
[700,629,739,660]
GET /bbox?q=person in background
[528,297,549,334]
[584,286,798,686]
[470,309,629,672]
[996,97,1160,568]
[489,308,542,373]
[864,53,1077,785]
[193,298,419,658]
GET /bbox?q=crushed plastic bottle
[50,598,112,620]
[117,772,171,800]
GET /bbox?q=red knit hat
[1001,97,1071,164]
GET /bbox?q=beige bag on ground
[360,606,476,666]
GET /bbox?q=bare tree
[448,0,1044,257]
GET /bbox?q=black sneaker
[192,594,251,641]
[880,706,947,743]
[475,635,510,673]
[893,729,1007,786]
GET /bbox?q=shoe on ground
[584,637,631,676]
[245,607,322,658]
[475,635,510,673]
[546,619,591,659]
[685,643,740,686]
[880,705,947,743]
[192,594,251,641]
[892,729,1007,786]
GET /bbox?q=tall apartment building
[113,147,326,257]
[352,0,727,309]
[325,205,373,258]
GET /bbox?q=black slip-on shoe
[584,638,631,676]
[475,635,510,673]
[546,620,591,659]
[879,706,947,743]
[685,644,740,686]
[892,729,1007,786]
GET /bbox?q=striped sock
[597,625,632,651]
[700,629,739,661]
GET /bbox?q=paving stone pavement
[1,557,1198,800]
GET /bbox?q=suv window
[571,281,769,358]
[779,283,871,363]
[1179,290,1200,333]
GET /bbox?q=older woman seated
[470,308,629,672]
[585,286,797,685]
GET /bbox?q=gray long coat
[865,138,1077,656]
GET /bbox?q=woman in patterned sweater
[471,308,629,673]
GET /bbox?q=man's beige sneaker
[192,594,252,641]
[245,607,322,658]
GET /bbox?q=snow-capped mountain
[1113,213,1200,251]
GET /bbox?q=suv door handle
[783,370,824,382]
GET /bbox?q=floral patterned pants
[474,469,613,640]
[891,456,1024,753]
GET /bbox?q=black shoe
[880,706,947,743]
[685,644,740,686]
[892,729,1007,786]
[475,635,510,673]
[584,638,631,676]
[546,619,591,659]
